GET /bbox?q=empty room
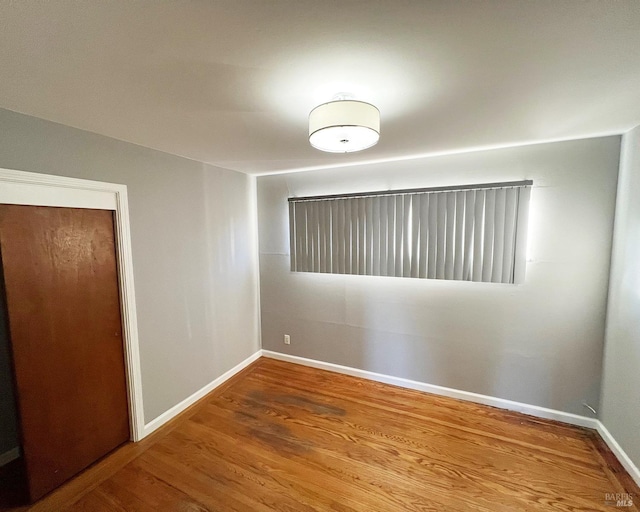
[0,1,638,510]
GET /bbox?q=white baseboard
[0,447,20,467]
[262,350,640,487]
[142,350,262,438]
[261,350,600,429]
[596,422,640,487]
[138,348,639,488]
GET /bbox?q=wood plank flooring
[2,357,638,511]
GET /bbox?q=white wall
[0,108,261,423]
[601,125,640,469]
[258,136,620,415]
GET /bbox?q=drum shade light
[309,100,380,153]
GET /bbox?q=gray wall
[601,125,640,469]
[258,137,620,415]
[0,108,261,423]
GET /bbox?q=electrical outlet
[284,334,291,345]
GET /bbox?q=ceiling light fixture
[309,96,380,153]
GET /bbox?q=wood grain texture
[0,205,129,502]
[3,357,638,511]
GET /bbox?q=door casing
[0,167,145,441]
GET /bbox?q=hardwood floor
[2,357,638,511]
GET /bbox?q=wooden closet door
[0,205,130,502]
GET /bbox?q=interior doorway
[0,278,21,507]
[0,168,144,504]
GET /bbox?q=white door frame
[0,167,145,441]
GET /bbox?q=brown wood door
[0,205,130,502]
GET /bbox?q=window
[288,180,531,284]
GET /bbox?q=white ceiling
[1,1,639,175]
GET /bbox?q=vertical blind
[288,181,532,284]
